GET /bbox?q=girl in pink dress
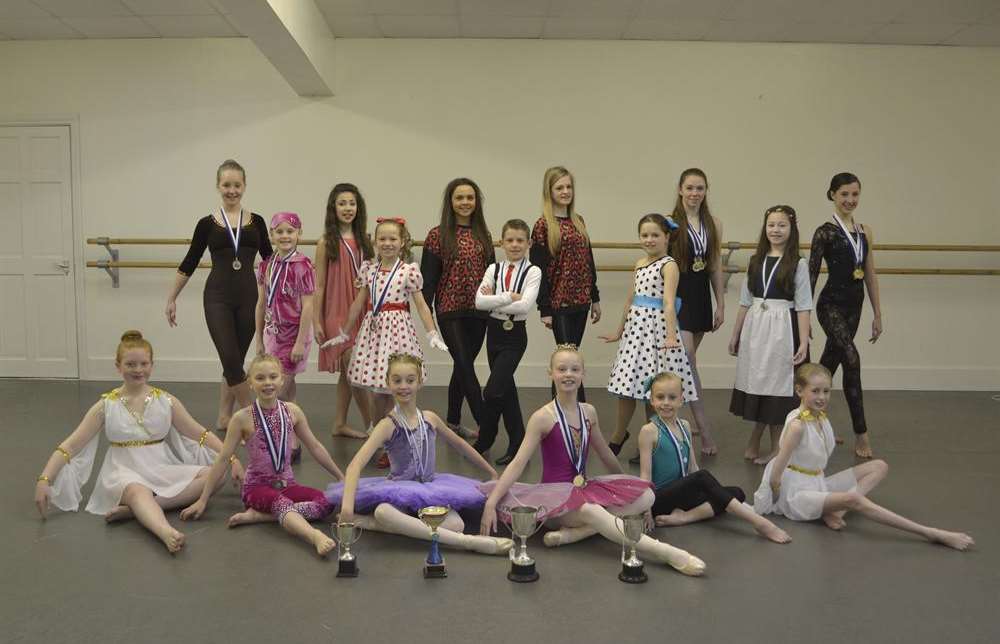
[255,212,315,460]
[314,184,374,440]
[181,354,346,557]
[325,218,448,423]
[479,345,706,576]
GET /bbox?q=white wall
[1,37,998,389]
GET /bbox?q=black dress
[670,227,713,334]
[178,213,272,386]
[809,221,869,435]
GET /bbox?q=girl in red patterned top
[420,178,496,438]
[529,166,601,402]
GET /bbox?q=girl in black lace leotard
[808,173,883,458]
[166,160,273,430]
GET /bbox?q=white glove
[427,330,449,352]
[321,331,350,349]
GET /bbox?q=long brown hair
[541,166,589,256]
[322,183,374,264]
[438,178,493,265]
[668,168,719,272]
[748,205,801,294]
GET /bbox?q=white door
[0,125,78,377]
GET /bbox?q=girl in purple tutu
[327,353,514,556]
[479,345,706,576]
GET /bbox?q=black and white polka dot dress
[606,256,698,402]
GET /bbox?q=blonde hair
[374,219,414,263]
[216,158,245,184]
[248,353,282,377]
[387,353,424,384]
[794,363,832,388]
[541,166,589,256]
[116,330,153,363]
[549,343,584,368]
[649,371,683,393]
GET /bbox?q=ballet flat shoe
[669,553,706,577]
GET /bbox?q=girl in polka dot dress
[324,218,449,421]
[601,214,698,458]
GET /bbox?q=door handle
[56,260,70,274]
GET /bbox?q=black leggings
[651,470,745,517]
[817,301,867,435]
[550,308,590,402]
[438,316,487,427]
[203,282,257,387]
[474,320,526,456]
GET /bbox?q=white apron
[734,297,795,397]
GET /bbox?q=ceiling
[1,0,999,46]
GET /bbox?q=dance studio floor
[2,380,997,644]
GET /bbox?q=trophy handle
[351,524,364,544]
[497,505,514,536]
[528,506,548,538]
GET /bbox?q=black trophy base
[336,558,358,578]
[423,562,447,579]
[618,563,648,584]
[507,561,539,583]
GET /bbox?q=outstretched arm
[338,419,394,523]
[709,218,726,331]
[587,404,624,474]
[290,403,343,481]
[428,411,497,480]
[480,411,549,535]
[35,401,105,518]
[169,394,242,483]
[862,224,883,343]
[179,412,248,520]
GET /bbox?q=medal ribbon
[254,400,287,474]
[832,213,864,268]
[219,208,243,260]
[554,399,588,478]
[341,238,361,281]
[760,256,781,301]
[653,415,689,477]
[394,405,430,481]
[687,221,707,259]
[370,259,403,315]
[265,250,297,311]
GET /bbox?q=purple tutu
[325,473,486,515]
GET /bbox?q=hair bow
[376,217,407,225]
[663,216,679,230]
[642,374,657,393]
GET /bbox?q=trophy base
[507,561,539,583]
[336,559,358,578]
[618,563,648,584]
[423,562,447,579]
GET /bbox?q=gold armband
[229,455,238,465]
[198,430,210,447]
[55,446,71,463]
[37,475,51,484]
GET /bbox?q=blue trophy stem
[427,533,443,565]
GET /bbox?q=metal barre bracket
[95,237,120,288]
[720,241,742,290]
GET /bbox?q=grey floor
[2,380,998,644]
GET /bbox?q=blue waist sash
[633,294,682,314]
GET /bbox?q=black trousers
[651,470,745,517]
[817,300,868,435]
[550,308,590,402]
[473,319,527,456]
[437,315,487,426]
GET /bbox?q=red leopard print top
[529,216,600,316]
[420,225,492,319]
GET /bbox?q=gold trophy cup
[418,505,450,578]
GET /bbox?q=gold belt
[110,438,164,448]
[787,464,821,476]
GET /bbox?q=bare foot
[313,530,336,557]
[754,519,792,544]
[854,434,873,459]
[835,436,845,445]
[654,509,691,527]
[744,446,760,461]
[928,529,974,551]
[822,513,847,530]
[331,424,368,439]
[227,508,273,528]
[754,452,778,466]
[162,528,186,553]
[700,437,718,456]
[104,505,132,523]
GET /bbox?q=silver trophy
[333,521,363,577]
[500,505,546,583]
[615,514,648,583]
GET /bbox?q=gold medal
[852,267,864,280]
[353,277,363,289]
[572,474,586,488]
[692,257,705,272]
[502,319,514,331]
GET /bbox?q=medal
[760,256,781,310]
[688,221,708,272]
[832,213,865,280]
[341,238,363,291]
[370,259,403,316]
[265,250,297,325]
[654,416,690,477]
[219,208,243,271]
[554,398,588,486]
[502,319,514,331]
[253,400,288,474]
